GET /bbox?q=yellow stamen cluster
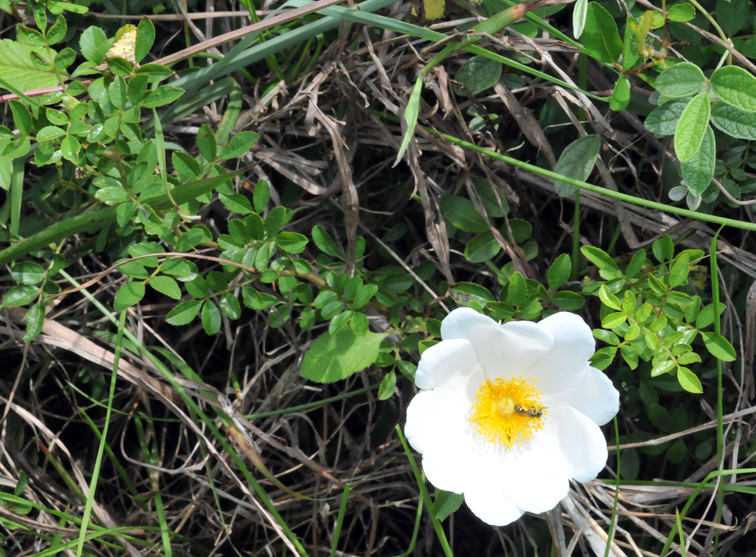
[470,377,546,448]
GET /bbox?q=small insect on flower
[514,404,544,419]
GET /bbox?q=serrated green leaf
[455,56,502,95]
[300,329,387,383]
[547,253,571,290]
[378,370,397,400]
[150,275,181,300]
[711,65,756,112]
[507,272,526,306]
[675,92,710,162]
[553,135,601,197]
[253,180,270,213]
[681,124,715,196]
[141,85,185,109]
[202,300,222,335]
[135,18,155,64]
[114,282,145,310]
[581,2,623,64]
[599,284,621,310]
[23,302,44,342]
[353,284,378,309]
[0,40,60,90]
[312,225,341,258]
[3,285,38,307]
[80,26,110,64]
[581,245,618,270]
[276,231,308,254]
[220,131,259,159]
[655,62,707,99]
[702,331,736,361]
[166,300,203,325]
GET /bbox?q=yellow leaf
[106,25,138,65]
[424,0,445,20]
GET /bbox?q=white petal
[422,442,469,494]
[495,424,571,513]
[404,390,469,455]
[548,407,609,482]
[526,312,595,386]
[540,366,619,426]
[441,308,553,380]
[415,338,479,400]
[464,477,523,526]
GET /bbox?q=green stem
[687,0,729,43]
[435,132,756,233]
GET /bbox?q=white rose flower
[405,308,620,526]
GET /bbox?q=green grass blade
[330,483,351,557]
[75,310,127,557]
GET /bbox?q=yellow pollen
[470,377,546,448]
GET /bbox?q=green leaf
[580,246,619,270]
[0,39,59,91]
[276,231,308,253]
[11,261,46,285]
[711,65,756,112]
[573,0,588,39]
[114,282,145,310]
[135,18,155,64]
[108,75,126,110]
[9,101,32,136]
[669,254,690,288]
[681,124,715,196]
[23,302,44,342]
[602,312,627,328]
[36,126,66,142]
[553,135,601,197]
[141,86,185,109]
[329,310,352,334]
[677,366,703,393]
[464,231,500,262]
[61,135,80,163]
[312,225,341,257]
[716,0,748,36]
[350,311,369,336]
[610,76,630,112]
[3,285,38,307]
[702,332,736,361]
[253,180,270,214]
[645,99,688,136]
[107,57,132,76]
[202,300,222,335]
[599,284,621,310]
[378,370,397,400]
[655,62,707,99]
[675,92,710,162]
[581,2,623,64]
[667,3,696,22]
[149,275,181,300]
[710,101,756,140]
[197,124,217,162]
[17,26,45,47]
[166,300,203,325]
[452,282,495,306]
[507,271,527,306]
[95,187,130,205]
[455,56,502,95]
[219,193,254,214]
[394,77,422,166]
[432,489,465,521]
[220,131,260,160]
[300,329,387,383]
[46,16,67,45]
[220,292,241,319]
[353,284,378,309]
[551,290,585,310]
[439,194,488,232]
[547,253,571,290]
[80,26,110,64]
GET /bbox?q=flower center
[469,377,546,448]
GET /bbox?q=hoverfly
[514,404,544,419]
